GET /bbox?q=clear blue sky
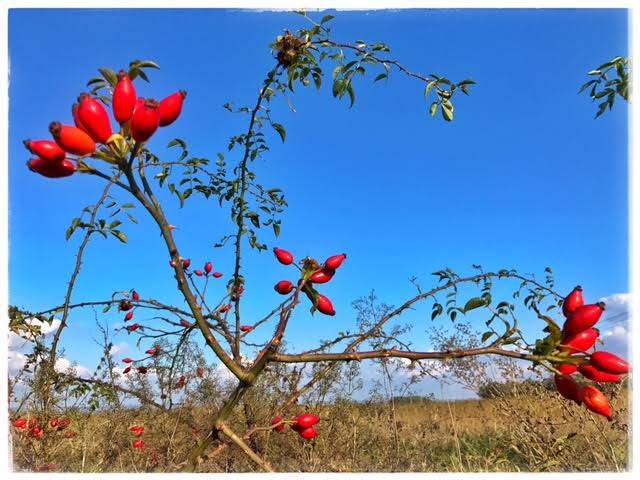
[8,9,629,396]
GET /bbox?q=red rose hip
[562,303,605,336]
[580,385,612,420]
[273,248,294,265]
[590,351,630,374]
[77,93,113,143]
[316,294,336,316]
[49,122,95,155]
[130,99,160,142]
[113,71,137,123]
[324,253,347,270]
[274,280,295,295]
[560,328,599,354]
[562,285,584,317]
[158,90,187,126]
[23,140,65,162]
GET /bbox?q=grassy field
[11,388,630,473]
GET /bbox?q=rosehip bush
[9,12,629,474]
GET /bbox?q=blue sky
[8,9,629,398]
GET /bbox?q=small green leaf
[272,123,286,142]
[463,297,486,313]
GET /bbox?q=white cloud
[54,357,92,378]
[109,342,130,356]
[8,350,28,375]
[598,293,631,357]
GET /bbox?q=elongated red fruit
[23,140,65,162]
[295,413,320,429]
[562,285,584,317]
[132,439,146,449]
[132,290,140,301]
[27,157,76,178]
[204,262,213,274]
[72,103,88,133]
[113,70,137,123]
[274,247,294,265]
[316,294,335,316]
[124,311,134,321]
[299,427,318,440]
[309,268,335,284]
[159,90,187,126]
[130,98,160,142]
[49,122,95,155]
[122,358,133,364]
[560,328,599,354]
[557,364,577,375]
[554,374,581,404]
[580,385,612,420]
[129,425,144,437]
[562,303,605,336]
[324,253,346,270]
[590,351,630,374]
[271,416,285,433]
[240,325,253,333]
[77,93,112,143]
[578,364,621,383]
[274,280,294,295]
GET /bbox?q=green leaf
[111,230,128,243]
[320,14,335,24]
[463,297,486,313]
[272,123,286,143]
[374,73,388,82]
[273,223,281,238]
[441,101,454,122]
[481,331,494,343]
[429,101,438,117]
[98,67,118,86]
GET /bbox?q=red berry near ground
[113,70,137,123]
[557,364,578,375]
[196,367,205,378]
[562,285,584,317]
[204,262,213,274]
[129,425,144,437]
[299,427,318,440]
[294,413,320,429]
[560,328,599,354]
[132,439,146,449]
[309,268,335,284]
[23,140,65,162]
[49,418,59,428]
[590,351,630,374]
[324,253,347,270]
[271,417,286,433]
[578,364,621,383]
[212,272,223,278]
[124,311,134,321]
[49,122,96,155]
[562,303,605,336]
[30,426,44,439]
[122,358,133,364]
[554,374,581,404]
[27,157,77,178]
[77,93,113,143]
[240,325,253,333]
[274,247,294,265]
[130,98,160,142]
[132,290,140,302]
[182,258,191,269]
[316,294,336,316]
[158,90,187,126]
[580,385,612,420]
[65,431,77,439]
[274,280,295,295]
[12,418,27,430]
[194,269,203,276]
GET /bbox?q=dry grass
[11,388,630,473]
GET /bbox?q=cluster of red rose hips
[553,286,630,420]
[23,70,185,178]
[270,413,320,440]
[11,416,74,440]
[273,248,347,316]
[129,424,145,449]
